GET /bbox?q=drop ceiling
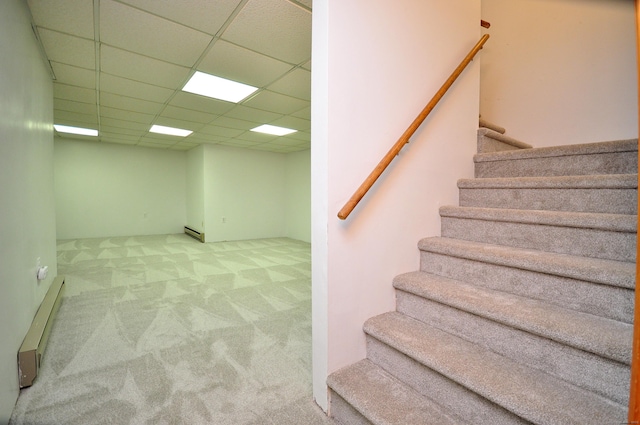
[27,0,312,153]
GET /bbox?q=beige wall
[481,0,637,147]
[0,0,57,421]
[312,0,481,410]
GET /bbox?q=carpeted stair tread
[393,271,632,364]
[327,359,464,425]
[439,206,636,261]
[364,312,627,425]
[440,205,636,231]
[457,174,638,214]
[418,237,635,289]
[474,139,638,178]
[475,139,638,163]
[458,173,638,189]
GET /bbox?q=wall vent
[184,226,205,243]
[18,275,65,388]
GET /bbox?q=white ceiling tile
[99,125,145,137]
[169,92,236,116]
[153,117,205,133]
[267,68,310,100]
[198,125,244,138]
[138,141,172,149]
[268,116,310,131]
[243,90,309,115]
[54,83,96,104]
[100,117,150,132]
[99,132,140,143]
[160,105,218,124]
[100,0,213,67]
[223,105,283,123]
[186,133,226,144]
[198,40,292,87]
[282,130,310,142]
[291,106,310,120]
[54,99,96,115]
[51,62,95,89]
[220,139,261,148]
[100,106,155,125]
[100,92,164,115]
[222,0,311,64]
[28,0,94,38]
[117,0,243,36]
[233,131,277,143]
[100,138,138,146]
[100,73,174,103]
[209,116,257,131]
[141,134,183,144]
[54,109,98,125]
[100,45,190,89]
[39,29,95,69]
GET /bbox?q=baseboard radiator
[184,226,205,243]
[18,276,65,388]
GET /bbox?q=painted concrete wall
[0,0,57,421]
[285,149,311,243]
[54,139,187,239]
[481,0,637,147]
[202,144,287,242]
[312,0,481,410]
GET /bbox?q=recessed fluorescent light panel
[149,125,192,137]
[182,71,258,103]
[53,124,98,136]
[250,124,297,136]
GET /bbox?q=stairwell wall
[312,0,481,411]
[480,0,637,147]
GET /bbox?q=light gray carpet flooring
[10,234,331,425]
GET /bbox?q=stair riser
[329,391,372,425]
[459,187,637,214]
[366,337,529,425]
[475,151,637,178]
[396,290,630,404]
[419,250,634,323]
[440,217,636,262]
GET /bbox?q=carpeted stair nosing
[440,206,636,262]
[327,359,464,425]
[440,205,637,232]
[394,287,630,405]
[418,237,635,289]
[475,139,638,163]
[364,312,627,425]
[393,271,632,364]
[458,173,638,189]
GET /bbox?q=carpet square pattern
[10,234,331,425]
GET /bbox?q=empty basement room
[1,0,324,423]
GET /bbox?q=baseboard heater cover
[18,275,65,388]
[184,226,205,243]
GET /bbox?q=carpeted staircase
[327,126,638,424]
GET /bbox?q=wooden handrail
[337,34,490,220]
[481,20,491,28]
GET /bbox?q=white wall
[54,139,187,239]
[312,0,480,411]
[186,145,205,234]
[481,0,637,147]
[0,0,57,421]
[285,149,311,243]
[202,144,287,242]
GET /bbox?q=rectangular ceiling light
[53,124,98,136]
[149,125,192,137]
[182,71,258,103]
[250,124,297,136]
